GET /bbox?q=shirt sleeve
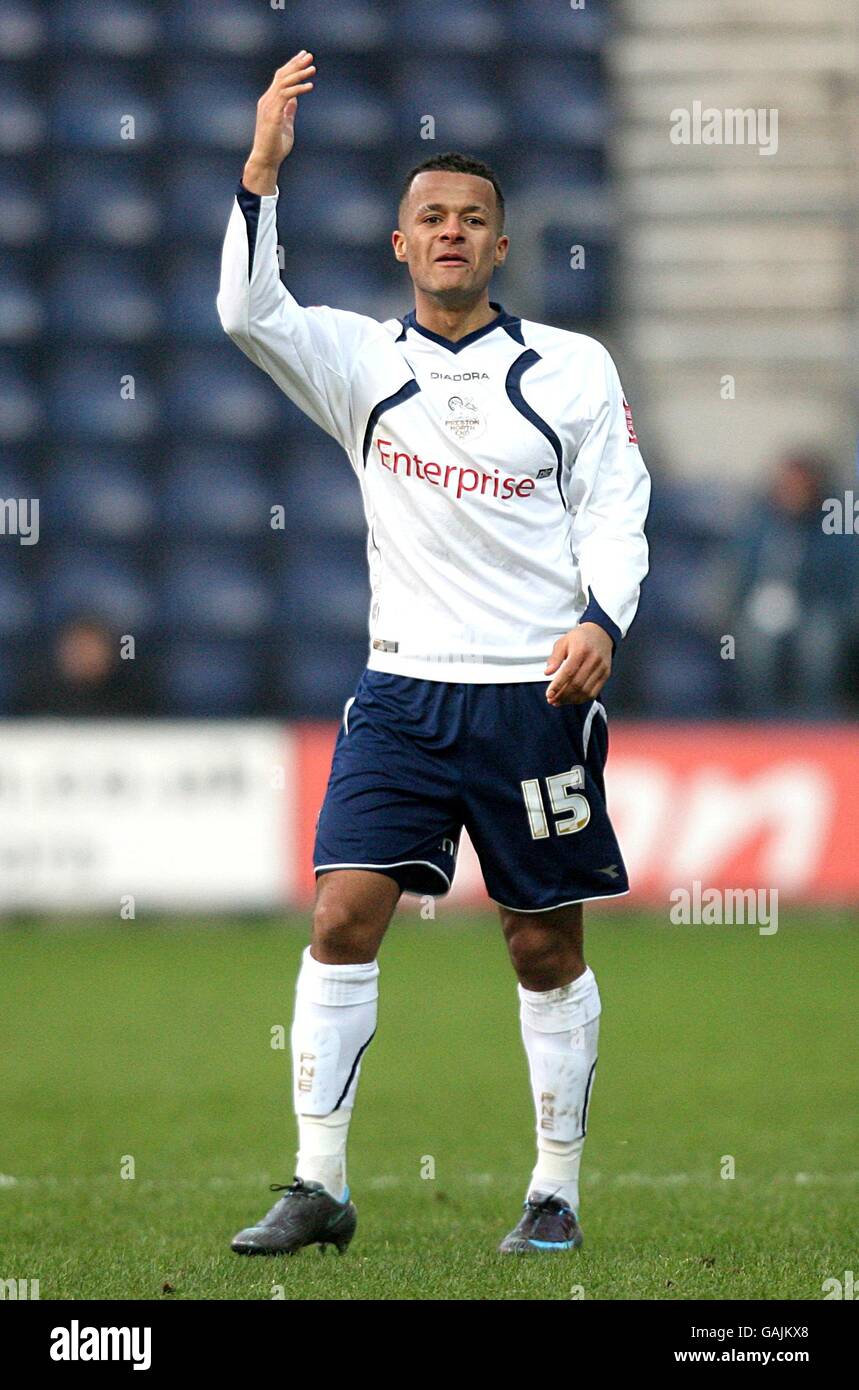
[568,346,651,646]
[216,181,384,450]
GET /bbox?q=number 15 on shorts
[521,766,590,839]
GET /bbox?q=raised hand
[243,51,316,194]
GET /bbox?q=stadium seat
[0,553,35,637]
[279,2,389,51]
[279,539,370,636]
[166,156,251,245]
[0,2,46,60]
[161,547,274,637]
[165,0,271,57]
[161,448,270,538]
[540,227,613,320]
[289,72,394,150]
[41,452,155,539]
[40,547,155,630]
[394,60,505,149]
[47,352,159,442]
[511,61,609,150]
[277,629,370,719]
[165,350,283,439]
[0,357,43,443]
[397,0,504,52]
[158,638,265,715]
[0,263,42,344]
[51,0,161,58]
[277,166,390,246]
[49,252,160,343]
[51,69,161,149]
[53,158,161,247]
[279,445,367,538]
[165,65,262,152]
[0,163,47,246]
[0,73,46,155]
[508,0,610,54]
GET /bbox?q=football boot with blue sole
[498,1191,584,1253]
[231,1177,357,1256]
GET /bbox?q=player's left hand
[544,623,613,706]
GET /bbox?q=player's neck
[411,291,499,344]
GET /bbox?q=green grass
[1,910,856,1300]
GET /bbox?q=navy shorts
[313,668,629,912]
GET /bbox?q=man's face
[392,171,509,304]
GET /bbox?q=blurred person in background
[729,453,857,716]
[14,614,154,717]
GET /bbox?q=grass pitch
[1,909,856,1300]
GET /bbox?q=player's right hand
[246,51,316,180]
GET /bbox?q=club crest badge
[443,394,486,440]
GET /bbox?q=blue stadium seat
[508,0,611,53]
[0,450,32,503]
[540,227,613,320]
[0,73,47,155]
[166,156,249,244]
[279,539,370,636]
[277,630,369,719]
[280,446,366,538]
[282,253,396,319]
[0,554,35,637]
[395,60,505,148]
[42,452,155,539]
[162,448,269,537]
[50,252,160,343]
[0,357,43,443]
[279,2,389,51]
[277,166,390,246]
[165,65,264,152]
[0,263,42,344]
[397,0,504,52]
[165,0,271,56]
[53,159,161,247]
[638,635,727,718]
[159,638,264,715]
[290,73,394,151]
[0,2,46,60]
[0,164,47,246]
[165,251,228,343]
[511,61,609,149]
[165,350,284,439]
[161,547,274,636]
[51,0,161,57]
[51,69,161,148]
[40,547,155,629]
[47,353,159,441]
[0,638,29,709]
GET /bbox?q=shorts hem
[314,860,452,895]
[493,886,630,913]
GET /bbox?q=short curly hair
[399,151,505,229]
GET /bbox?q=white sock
[291,946,379,1202]
[518,966,601,1216]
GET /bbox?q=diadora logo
[374,438,542,503]
[430,371,489,381]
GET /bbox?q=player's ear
[392,229,408,262]
[494,235,510,266]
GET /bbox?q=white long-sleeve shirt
[217,181,651,683]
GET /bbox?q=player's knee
[311,896,383,962]
[504,920,582,986]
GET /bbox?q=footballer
[217,52,650,1256]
